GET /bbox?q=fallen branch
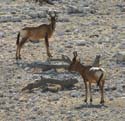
[22,72,78,92]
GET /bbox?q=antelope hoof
[16,56,18,60]
[84,99,87,103]
[16,56,21,60]
[19,56,22,59]
[100,100,105,104]
[47,53,52,57]
[90,98,93,103]
[16,56,19,60]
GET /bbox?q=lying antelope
[68,52,106,104]
[16,11,57,60]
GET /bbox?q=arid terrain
[0,0,125,121]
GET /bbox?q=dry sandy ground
[0,0,125,121]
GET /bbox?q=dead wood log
[40,75,78,88]
[42,84,62,92]
[22,72,78,92]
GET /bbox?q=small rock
[122,84,125,89]
[119,41,125,49]
[11,11,16,14]
[89,34,99,38]
[65,44,73,48]
[24,67,30,71]
[111,86,117,91]
[75,104,84,109]
[109,95,114,101]
[70,90,82,97]
[50,95,60,101]
[116,52,125,64]
[74,40,87,46]
[84,112,91,116]
[29,116,36,120]
[0,31,5,38]
[58,48,64,53]
[112,25,118,29]
[58,17,70,22]
[117,85,123,93]
[20,15,27,19]
[38,12,46,18]
[121,7,125,12]
[29,12,38,19]
[104,86,111,91]
[12,17,21,22]
[32,74,41,80]
[66,111,72,115]
[17,76,21,79]
[93,87,99,92]
[114,92,123,97]
[68,6,82,14]
[0,15,12,22]
[0,92,4,97]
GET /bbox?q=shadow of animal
[74,103,108,109]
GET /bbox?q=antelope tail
[16,32,20,45]
[97,72,103,86]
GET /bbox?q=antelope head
[47,11,58,28]
[68,51,81,72]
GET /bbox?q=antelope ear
[54,11,57,17]
[72,56,77,62]
[73,51,78,57]
[72,51,78,62]
[72,57,76,62]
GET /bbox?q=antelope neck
[50,22,55,31]
[77,63,86,75]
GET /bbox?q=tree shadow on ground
[16,60,53,72]
[15,56,70,72]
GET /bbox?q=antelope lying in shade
[68,52,106,104]
[16,11,57,60]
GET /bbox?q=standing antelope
[16,11,57,60]
[68,52,106,104]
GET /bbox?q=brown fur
[68,52,106,104]
[16,12,57,60]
